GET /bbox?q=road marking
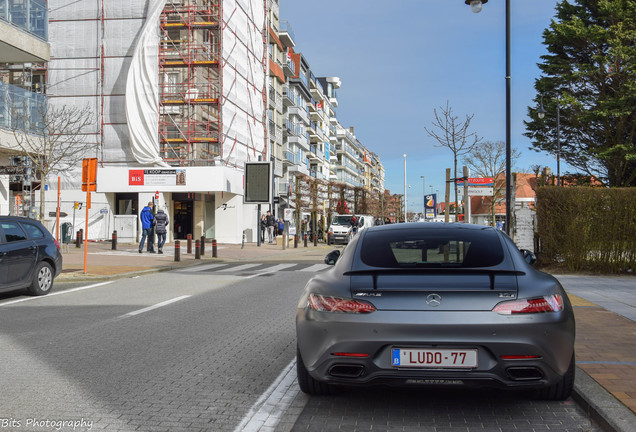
[117,295,191,319]
[175,263,228,273]
[578,361,636,365]
[234,359,301,432]
[217,263,261,273]
[299,264,330,272]
[255,263,297,273]
[0,281,114,307]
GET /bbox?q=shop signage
[129,169,186,186]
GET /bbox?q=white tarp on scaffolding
[48,0,267,179]
[222,0,266,167]
[125,0,169,167]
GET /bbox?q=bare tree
[463,140,520,225]
[424,101,481,215]
[6,98,96,220]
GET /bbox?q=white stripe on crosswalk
[217,263,261,272]
[254,263,297,273]
[176,263,228,273]
[299,264,330,272]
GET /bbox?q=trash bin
[61,222,73,244]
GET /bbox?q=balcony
[287,106,309,125]
[0,81,46,136]
[283,150,296,165]
[0,0,49,62]
[282,85,294,107]
[279,20,295,47]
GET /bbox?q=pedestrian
[266,210,275,243]
[260,214,266,243]
[277,218,285,237]
[139,201,155,253]
[350,214,358,236]
[154,208,169,254]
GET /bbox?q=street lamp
[464,0,511,235]
[403,154,407,222]
[537,94,561,186]
[466,0,487,13]
[420,175,425,218]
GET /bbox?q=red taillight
[493,294,564,315]
[308,294,376,313]
[54,239,61,250]
[332,352,370,358]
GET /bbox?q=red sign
[129,170,144,185]
[155,191,159,199]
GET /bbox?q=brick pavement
[53,241,636,432]
[569,295,636,413]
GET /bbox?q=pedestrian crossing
[175,262,330,275]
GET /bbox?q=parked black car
[0,216,63,296]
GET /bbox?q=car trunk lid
[347,268,520,311]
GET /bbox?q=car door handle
[29,246,37,252]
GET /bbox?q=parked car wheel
[297,348,334,396]
[537,354,575,401]
[28,261,54,296]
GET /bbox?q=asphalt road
[0,263,601,432]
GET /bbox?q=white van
[356,215,376,233]
[328,214,353,244]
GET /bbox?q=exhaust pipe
[506,367,543,381]
[329,364,365,378]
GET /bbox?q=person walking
[139,202,155,253]
[277,218,285,238]
[266,210,275,244]
[154,208,169,254]
[260,214,267,243]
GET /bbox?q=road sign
[458,187,494,196]
[49,211,68,217]
[457,177,494,187]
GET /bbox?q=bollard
[282,234,286,250]
[200,236,206,255]
[112,230,117,250]
[294,234,298,248]
[75,230,81,248]
[195,239,201,259]
[314,233,318,247]
[212,238,217,258]
[304,233,308,248]
[327,232,331,245]
[174,240,181,262]
[187,234,192,254]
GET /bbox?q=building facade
[0,0,49,217]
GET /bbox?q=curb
[573,366,636,432]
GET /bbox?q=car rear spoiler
[343,268,525,290]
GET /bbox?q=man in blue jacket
[139,202,155,253]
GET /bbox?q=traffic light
[74,202,83,210]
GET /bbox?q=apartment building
[42,0,267,244]
[0,0,49,217]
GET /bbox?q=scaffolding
[159,0,222,166]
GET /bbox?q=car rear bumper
[296,308,575,389]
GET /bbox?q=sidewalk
[55,241,636,432]
[57,238,334,280]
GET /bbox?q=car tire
[538,354,575,400]
[28,261,54,296]
[297,348,333,396]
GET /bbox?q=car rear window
[1,222,28,243]
[21,222,45,239]
[360,228,504,268]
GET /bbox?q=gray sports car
[296,223,575,400]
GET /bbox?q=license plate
[392,348,478,368]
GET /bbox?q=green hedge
[536,187,636,273]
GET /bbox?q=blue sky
[280,0,568,212]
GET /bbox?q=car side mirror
[520,249,537,266]
[324,249,341,265]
